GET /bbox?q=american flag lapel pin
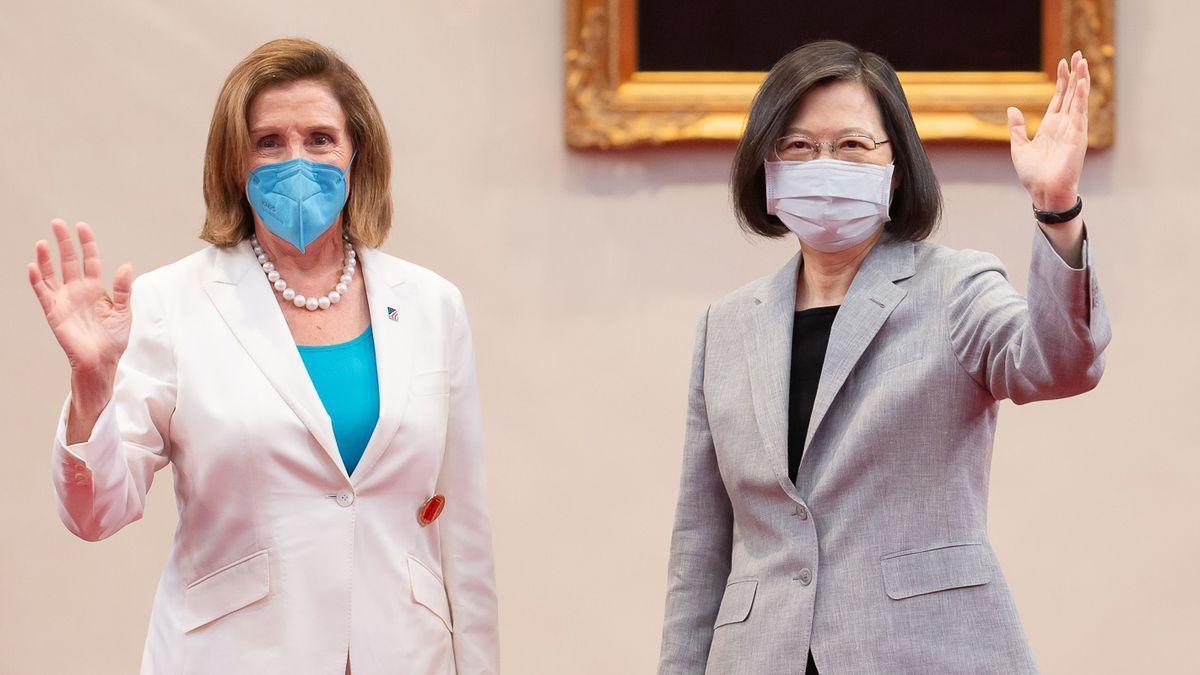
[386,306,399,321]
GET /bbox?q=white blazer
[50,240,499,674]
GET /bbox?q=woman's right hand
[28,219,133,433]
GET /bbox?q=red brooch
[418,494,446,526]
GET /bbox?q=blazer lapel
[801,235,915,481]
[203,241,346,479]
[743,235,917,500]
[347,246,412,486]
[744,252,804,502]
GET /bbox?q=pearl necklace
[252,234,357,311]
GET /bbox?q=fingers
[1007,107,1029,146]
[111,263,134,311]
[77,221,102,280]
[34,239,58,290]
[1046,58,1068,115]
[1068,58,1091,118]
[50,219,81,283]
[27,263,55,315]
[1060,51,1084,117]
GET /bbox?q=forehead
[786,79,885,136]
[247,79,346,130]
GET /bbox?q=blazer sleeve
[436,291,500,674]
[659,308,734,674]
[50,275,176,541]
[947,223,1112,404]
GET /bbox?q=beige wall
[2,1,1197,673]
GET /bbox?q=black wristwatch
[1033,196,1083,224]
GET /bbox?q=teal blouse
[296,325,380,476]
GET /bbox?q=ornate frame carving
[565,0,1114,149]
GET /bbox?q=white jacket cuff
[52,393,120,494]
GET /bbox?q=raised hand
[28,219,133,381]
[1008,51,1090,213]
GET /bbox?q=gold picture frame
[565,0,1114,149]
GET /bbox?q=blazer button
[797,568,813,586]
[336,489,355,507]
[796,504,809,520]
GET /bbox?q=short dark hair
[731,40,942,241]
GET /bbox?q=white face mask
[765,158,895,253]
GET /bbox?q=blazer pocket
[878,350,924,374]
[713,579,758,628]
[183,549,270,633]
[408,556,453,633]
[411,369,450,397]
[880,542,992,600]
[859,350,926,382]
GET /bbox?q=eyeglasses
[772,133,891,162]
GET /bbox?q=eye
[311,133,334,146]
[256,135,280,149]
[838,136,876,151]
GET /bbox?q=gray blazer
[659,226,1110,674]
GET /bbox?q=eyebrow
[248,123,342,136]
[784,126,877,137]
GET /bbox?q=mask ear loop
[339,151,357,241]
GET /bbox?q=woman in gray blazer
[658,41,1109,674]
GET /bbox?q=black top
[788,305,840,485]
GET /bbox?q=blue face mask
[246,155,352,253]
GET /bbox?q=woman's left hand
[1007,51,1090,212]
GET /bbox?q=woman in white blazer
[26,38,498,674]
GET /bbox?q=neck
[254,221,347,284]
[795,229,883,310]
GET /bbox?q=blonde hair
[201,38,392,247]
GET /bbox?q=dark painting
[637,0,1043,72]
